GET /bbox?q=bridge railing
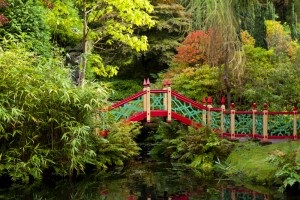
[210,102,299,142]
[103,79,299,142]
[108,91,146,122]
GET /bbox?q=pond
[0,158,296,200]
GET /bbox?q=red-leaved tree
[0,0,9,27]
[173,30,211,65]
[173,29,224,66]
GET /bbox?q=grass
[226,140,300,183]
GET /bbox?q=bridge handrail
[150,89,167,94]
[223,110,300,115]
[171,91,208,111]
[109,90,146,110]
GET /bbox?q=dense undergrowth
[224,141,300,193]
[149,121,234,173]
[0,43,141,183]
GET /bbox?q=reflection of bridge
[102,79,299,142]
[100,187,270,200]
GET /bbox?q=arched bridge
[102,79,299,142]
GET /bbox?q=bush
[0,43,141,183]
[0,0,52,56]
[106,79,143,101]
[150,121,234,172]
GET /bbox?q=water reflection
[0,160,287,199]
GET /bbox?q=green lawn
[226,140,300,183]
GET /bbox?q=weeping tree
[177,0,282,106]
[179,0,245,106]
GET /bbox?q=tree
[43,0,83,47]
[96,1,191,80]
[178,0,244,106]
[77,0,155,87]
[0,0,52,56]
[173,30,211,65]
[0,0,9,27]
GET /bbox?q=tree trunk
[78,0,88,88]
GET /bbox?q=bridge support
[202,98,207,125]
[293,107,298,141]
[207,97,212,129]
[230,103,236,140]
[221,97,226,136]
[145,79,151,123]
[262,103,269,143]
[167,80,172,123]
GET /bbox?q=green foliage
[157,64,221,103]
[226,141,300,192]
[0,41,141,183]
[97,2,191,80]
[0,0,52,56]
[234,44,300,110]
[95,122,141,170]
[266,148,300,193]
[44,0,83,47]
[142,3,191,66]
[105,79,143,101]
[88,54,119,78]
[77,0,155,85]
[151,121,234,172]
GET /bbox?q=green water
[1,159,297,200]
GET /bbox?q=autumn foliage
[0,0,8,27]
[173,29,224,66]
[173,30,211,65]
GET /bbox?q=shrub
[0,43,140,183]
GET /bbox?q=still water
[0,159,297,200]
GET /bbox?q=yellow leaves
[241,30,255,47]
[265,20,300,59]
[89,54,119,77]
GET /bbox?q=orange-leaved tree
[173,30,211,65]
[173,29,224,66]
[0,0,9,27]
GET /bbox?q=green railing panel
[151,93,165,110]
[172,96,205,125]
[224,114,231,133]
[255,114,263,135]
[222,189,266,200]
[211,111,221,130]
[297,115,300,133]
[268,114,293,136]
[110,97,143,121]
[235,114,253,134]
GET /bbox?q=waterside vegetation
[0,0,300,194]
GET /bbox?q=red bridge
[102,79,299,143]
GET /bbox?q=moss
[226,141,300,184]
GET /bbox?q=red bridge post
[230,103,236,140]
[207,96,213,129]
[146,78,151,123]
[221,97,226,136]
[293,107,298,141]
[167,80,172,123]
[202,97,207,125]
[143,79,147,112]
[262,103,269,143]
[163,80,167,110]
